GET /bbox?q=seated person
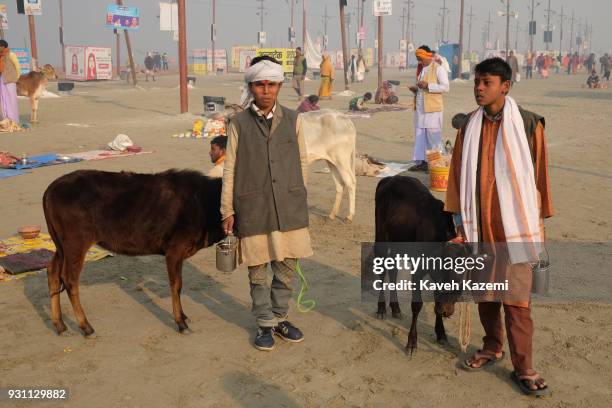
[587,70,600,88]
[207,135,227,178]
[375,80,399,104]
[349,92,372,111]
[297,95,321,113]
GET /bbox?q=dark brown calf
[43,170,224,337]
[374,175,461,355]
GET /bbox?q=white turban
[239,60,285,108]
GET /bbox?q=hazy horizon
[2,0,610,66]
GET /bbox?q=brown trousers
[478,302,533,372]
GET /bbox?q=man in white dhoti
[408,46,450,171]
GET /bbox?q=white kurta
[414,63,450,129]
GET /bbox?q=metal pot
[216,233,238,272]
[531,249,550,295]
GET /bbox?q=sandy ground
[1,70,611,408]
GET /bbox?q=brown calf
[15,64,58,123]
[43,169,225,337]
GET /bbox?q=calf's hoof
[376,303,387,319]
[436,337,449,346]
[405,338,417,356]
[177,319,189,333]
[53,320,68,336]
[390,302,403,319]
[81,324,95,338]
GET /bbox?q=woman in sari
[0,40,21,123]
[318,53,335,100]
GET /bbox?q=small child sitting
[349,92,372,111]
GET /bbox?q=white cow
[301,109,356,221]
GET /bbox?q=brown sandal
[511,371,550,397]
[462,349,505,371]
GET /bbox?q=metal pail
[531,249,551,295]
[216,234,238,272]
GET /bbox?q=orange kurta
[445,116,554,305]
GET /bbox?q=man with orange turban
[408,45,449,171]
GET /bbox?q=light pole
[527,0,541,56]
[498,1,518,60]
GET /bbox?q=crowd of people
[143,51,170,82]
[521,50,611,84]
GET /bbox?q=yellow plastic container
[429,166,450,192]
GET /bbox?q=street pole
[505,0,510,60]
[441,0,447,44]
[290,0,295,48]
[544,0,551,51]
[116,29,120,78]
[486,10,492,52]
[467,5,475,56]
[339,0,349,90]
[211,0,215,74]
[515,18,519,51]
[377,16,383,90]
[256,0,265,47]
[558,5,565,56]
[322,5,330,51]
[117,0,137,86]
[302,0,306,48]
[59,0,66,75]
[28,15,38,70]
[568,12,574,55]
[529,0,535,56]
[360,0,365,53]
[405,1,412,70]
[459,0,465,59]
[178,0,188,112]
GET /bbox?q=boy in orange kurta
[445,58,553,396]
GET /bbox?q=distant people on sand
[0,40,21,123]
[318,53,334,100]
[349,92,372,111]
[144,52,156,82]
[153,52,162,71]
[507,50,520,84]
[375,80,399,104]
[601,54,611,81]
[525,52,534,79]
[356,54,366,83]
[586,70,601,88]
[297,95,320,113]
[87,53,97,80]
[162,53,169,71]
[292,47,307,100]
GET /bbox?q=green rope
[295,260,315,313]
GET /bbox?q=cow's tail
[42,187,66,295]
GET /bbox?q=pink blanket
[65,150,153,161]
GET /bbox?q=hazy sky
[2,0,610,65]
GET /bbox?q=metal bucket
[531,249,551,295]
[216,234,238,272]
